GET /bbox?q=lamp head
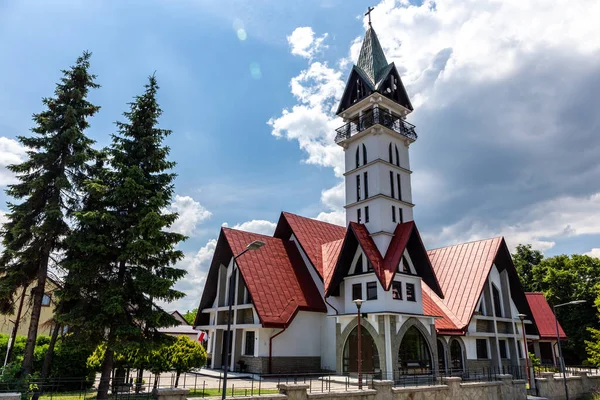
[569,300,586,305]
[353,299,365,309]
[246,240,265,251]
[518,313,527,321]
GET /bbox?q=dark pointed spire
[356,26,389,85]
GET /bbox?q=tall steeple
[335,24,417,256]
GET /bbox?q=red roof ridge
[221,226,277,239]
[427,236,504,252]
[282,211,345,228]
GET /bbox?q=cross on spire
[365,6,375,26]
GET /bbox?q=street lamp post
[221,240,265,400]
[353,299,364,390]
[553,300,586,400]
[518,314,531,387]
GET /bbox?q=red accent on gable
[223,228,326,327]
[525,292,567,340]
[427,237,503,330]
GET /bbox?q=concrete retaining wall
[0,394,21,400]
[277,375,526,400]
[535,371,600,400]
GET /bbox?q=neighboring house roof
[525,292,567,340]
[158,324,197,336]
[170,310,190,325]
[274,212,346,279]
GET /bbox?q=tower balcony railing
[335,108,417,144]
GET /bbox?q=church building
[193,22,566,379]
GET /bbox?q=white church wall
[267,311,323,357]
[343,274,423,315]
[320,313,337,371]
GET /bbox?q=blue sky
[1,0,599,312]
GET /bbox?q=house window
[366,282,378,300]
[399,208,404,224]
[365,206,370,223]
[517,340,523,358]
[397,174,402,200]
[362,144,367,165]
[244,331,255,356]
[406,283,416,301]
[356,175,361,202]
[392,281,402,300]
[499,339,508,359]
[476,339,489,359]
[357,208,362,223]
[392,206,396,223]
[42,294,51,306]
[367,260,373,272]
[355,147,360,168]
[492,284,503,318]
[395,145,400,167]
[352,283,362,300]
[364,172,369,198]
[389,171,395,198]
[388,143,393,163]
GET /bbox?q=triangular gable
[194,227,326,328]
[325,221,443,298]
[336,66,375,115]
[428,237,536,332]
[374,63,413,111]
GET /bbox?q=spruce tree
[58,75,186,400]
[0,52,99,376]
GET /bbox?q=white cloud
[585,249,600,259]
[168,195,212,237]
[424,193,600,253]
[0,137,27,186]
[287,27,328,59]
[315,182,346,226]
[228,220,277,236]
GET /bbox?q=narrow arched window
[388,143,393,163]
[395,145,400,167]
[355,147,360,168]
[362,144,367,165]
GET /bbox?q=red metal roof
[525,292,567,340]
[427,237,503,330]
[421,284,462,334]
[223,228,326,327]
[322,239,344,293]
[282,212,347,278]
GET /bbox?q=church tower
[335,21,417,256]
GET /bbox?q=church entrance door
[220,330,232,370]
[343,326,380,375]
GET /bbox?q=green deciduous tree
[512,244,544,292]
[168,336,206,387]
[0,52,99,376]
[58,75,187,400]
[183,309,197,325]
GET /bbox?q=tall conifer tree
[58,76,186,400]
[0,52,99,376]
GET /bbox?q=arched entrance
[343,326,380,374]
[450,340,464,372]
[437,339,446,373]
[398,326,432,374]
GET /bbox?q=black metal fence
[393,365,528,388]
[334,108,417,144]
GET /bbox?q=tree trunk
[6,287,26,364]
[135,368,144,394]
[31,322,61,400]
[22,249,50,376]
[97,345,115,400]
[175,371,180,388]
